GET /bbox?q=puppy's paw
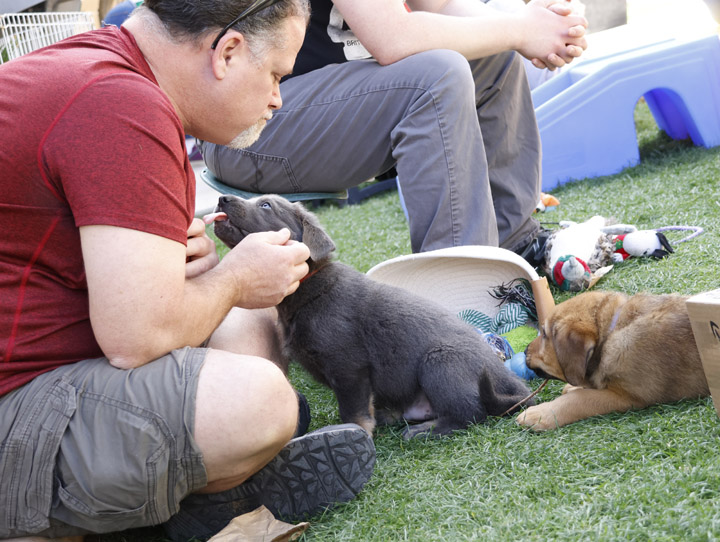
[349,415,376,437]
[401,420,438,440]
[516,403,562,431]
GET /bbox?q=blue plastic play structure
[533,33,720,191]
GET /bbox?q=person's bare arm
[332,0,587,69]
[80,224,309,369]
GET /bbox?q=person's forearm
[83,226,306,370]
[94,261,239,370]
[409,0,493,18]
[337,0,517,65]
[334,0,586,68]
[383,11,518,63]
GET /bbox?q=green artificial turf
[93,100,720,542]
[503,325,539,354]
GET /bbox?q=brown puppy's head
[525,291,626,387]
[211,194,336,263]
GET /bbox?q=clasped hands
[525,0,589,71]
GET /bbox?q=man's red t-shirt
[0,26,195,396]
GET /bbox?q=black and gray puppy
[209,194,533,439]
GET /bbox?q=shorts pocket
[55,483,150,523]
[52,392,175,530]
[0,379,76,535]
[0,442,20,535]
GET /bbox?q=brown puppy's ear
[294,204,336,262]
[551,323,597,387]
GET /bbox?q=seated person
[199,0,588,263]
[0,1,374,540]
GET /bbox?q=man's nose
[269,86,282,110]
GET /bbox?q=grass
[93,100,720,541]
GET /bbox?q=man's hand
[522,0,588,70]
[186,218,220,278]
[220,228,310,309]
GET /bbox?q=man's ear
[210,31,245,80]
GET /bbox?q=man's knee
[208,308,285,370]
[469,49,529,102]
[194,351,298,485]
[198,350,296,432]
[427,50,530,110]
[406,49,475,89]
[390,49,478,119]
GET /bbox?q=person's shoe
[162,482,259,542]
[162,423,375,542]
[516,227,552,269]
[254,423,375,521]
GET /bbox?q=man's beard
[227,115,271,150]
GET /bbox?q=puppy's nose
[219,195,233,205]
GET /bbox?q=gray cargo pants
[200,49,541,254]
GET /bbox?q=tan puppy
[517,291,709,431]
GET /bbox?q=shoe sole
[254,423,375,522]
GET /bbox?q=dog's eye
[260,202,272,209]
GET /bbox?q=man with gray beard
[0,1,375,540]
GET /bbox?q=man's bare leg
[162,308,375,542]
[197,307,297,493]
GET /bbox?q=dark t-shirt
[290,0,373,78]
[0,26,194,396]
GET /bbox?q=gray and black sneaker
[516,227,552,269]
[163,423,375,542]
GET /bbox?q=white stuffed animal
[543,216,636,291]
[612,230,674,262]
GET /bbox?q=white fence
[0,11,94,64]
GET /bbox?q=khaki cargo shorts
[0,347,209,538]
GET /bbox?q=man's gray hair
[137,0,309,55]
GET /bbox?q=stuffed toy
[612,226,704,262]
[542,219,704,291]
[542,216,636,292]
[612,230,674,262]
[535,192,560,213]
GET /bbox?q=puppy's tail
[481,364,538,417]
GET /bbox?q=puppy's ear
[303,217,336,261]
[551,323,597,387]
[293,204,336,262]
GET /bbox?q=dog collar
[299,267,322,284]
[608,308,622,332]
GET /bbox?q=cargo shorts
[0,347,210,538]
